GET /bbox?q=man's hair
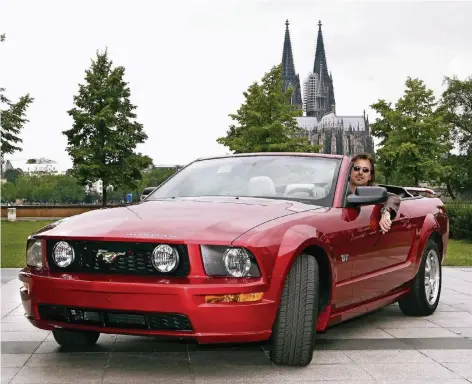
[351,153,376,185]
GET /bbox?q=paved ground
[2,267,472,384]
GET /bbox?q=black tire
[52,329,100,347]
[270,253,319,366]
[399,238,442,316]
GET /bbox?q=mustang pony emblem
[96,249,125,263]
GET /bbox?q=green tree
[63,48,152,206]
[0,34,34,156]
[4,168,23,184]
[217,64,319,153]
[370,77,452,186]
[441,75,472,155]
[438,76,472,199]
[1,181,16,203]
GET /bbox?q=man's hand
[379,210,392,233]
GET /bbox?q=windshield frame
[145,154,342,207]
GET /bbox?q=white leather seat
[284,183,328,198]
[248,176,276,196]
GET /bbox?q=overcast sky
[1,0,471,170]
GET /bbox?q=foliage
[0,34,34,156]
[4,168,23,184]
[370,77,452,186]
[217,64,320,153]
[0,167,179,204]
[105,166,178,202]
[445,201,472,241]
[441,75,472,155]
[1,173,86,203]
[63,48,152,206]
[437,76,472,199]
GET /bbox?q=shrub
[445,201,472,241]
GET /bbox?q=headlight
[53,241,75,267]
[200,245,261,277]
[26,239,43,268]
[152,244,179,272]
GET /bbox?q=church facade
[281,20,374,156]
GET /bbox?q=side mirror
[140,187,157,201]
[346,186,388,207]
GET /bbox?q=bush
[446,201,472,241]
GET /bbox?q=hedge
[445,201,472,241]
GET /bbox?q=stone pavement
[1,267,472,384]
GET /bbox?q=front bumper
[19,268,282,343]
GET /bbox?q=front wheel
[270,254,319,366]
[52,329,100,347]
[399,238,442,316]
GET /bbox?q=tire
[399,238,442,316]
[270,253,319,366]
[52,329,100,347]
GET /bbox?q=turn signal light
[205,292,264,303]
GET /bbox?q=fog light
[205,292,264,303]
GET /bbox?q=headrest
[248,176,276,196]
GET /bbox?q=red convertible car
[19,153,449,366]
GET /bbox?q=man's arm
[382,192,401,220]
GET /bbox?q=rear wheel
[270,254,319,366]
[52,329,100,347]
[399,238,442,316]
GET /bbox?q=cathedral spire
[313,20,329,78]
[282,19,296,80]
[281,19,303,112]
[306,20,335,119]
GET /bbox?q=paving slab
[1,267,472,383]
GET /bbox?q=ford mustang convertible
[18,153,449,366]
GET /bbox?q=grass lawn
[1,219,471,268]
[1,220,55,268]
[444,239,472,266]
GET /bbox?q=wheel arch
[415,213,445,267]
[298,244,333,314]
[429,231,444,262]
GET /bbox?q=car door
[345,199,415,304]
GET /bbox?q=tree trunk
[102,182,107,207]
[446,183,456,200]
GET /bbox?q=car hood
[33,197,321,243]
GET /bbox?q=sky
[1,0,471,170]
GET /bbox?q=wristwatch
[381,207,391,217]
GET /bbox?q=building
[1,158,66,175]
[281,20,374,156]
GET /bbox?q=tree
[439,75,472,199]
[217,64,320,153]
[0,33,34,156]
[1,181,16,203]
[370,77,452,187]
[441,75,472,155]
[4,168,23,184]
[63,48,152,206]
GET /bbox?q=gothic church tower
[281,20,303,111]
[279,19,374,156]
[304,21,336,120]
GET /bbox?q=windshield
[147,155,341,206]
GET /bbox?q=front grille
[37,304,193,332]
[45,240,190,276]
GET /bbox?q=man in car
[349,153,401,234]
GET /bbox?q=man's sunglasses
[353,166,371,174]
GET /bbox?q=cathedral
[281,20,374,156]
